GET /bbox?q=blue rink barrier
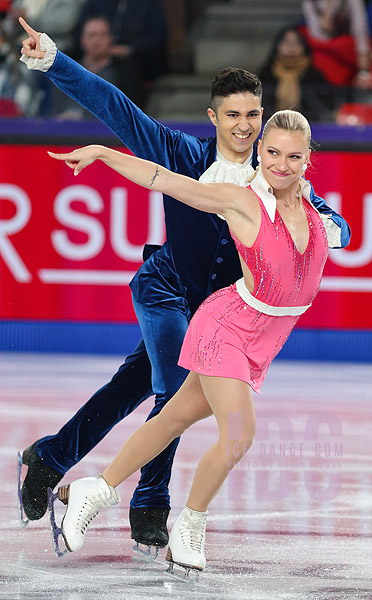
[0,320,371,362]
[0,321,141,356]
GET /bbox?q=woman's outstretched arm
[48,145,244,217]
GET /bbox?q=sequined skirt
[178,283,299,393]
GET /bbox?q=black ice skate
[17,441,62,526]
[130,506,169,559]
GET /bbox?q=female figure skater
[47,110,329,574]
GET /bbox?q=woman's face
[277,31,305,59]
[258,128,310,193]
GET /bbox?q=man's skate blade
[17,451,29,528]
[132,542,159,560]
[165,548,201,582]
[47,487,68,557]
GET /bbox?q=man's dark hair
[210,67,263,111]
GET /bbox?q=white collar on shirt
[198,149,254,186]
[250,167,312,223]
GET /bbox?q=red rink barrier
[0,145,371,330]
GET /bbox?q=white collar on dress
[250,167,312,223]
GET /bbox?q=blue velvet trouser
[35,296,190,510]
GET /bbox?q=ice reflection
[1,355,371,600]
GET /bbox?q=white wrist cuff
[19,33,57,72]
[320,214,342,248]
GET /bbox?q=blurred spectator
[0,1,11,18]
[301,0,372,88]
[3,0,86,56]
[44,15,145,117]
[367,0,372,34]
[259,26,336,122]
[77,0,168,81]
[0,26,42,116]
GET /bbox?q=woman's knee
[157,384,209,436]
[221,420,255,467]
[225,436,254,463]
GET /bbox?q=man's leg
[129,298,190,546]
[21,339,153,520]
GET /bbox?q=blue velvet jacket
[45,52,351,315]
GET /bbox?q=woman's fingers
[48,151,89,175]
[48,151,74,160]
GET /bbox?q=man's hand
[19,17,46,60]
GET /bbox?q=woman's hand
[19,17,45,59]
[48,146,102,175]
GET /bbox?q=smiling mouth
[233,133,251,140]
[271,170,289,177]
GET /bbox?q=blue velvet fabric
[36,52,351,509]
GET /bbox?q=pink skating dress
[178,172,328,393]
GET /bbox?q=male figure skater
[18,18,351,551]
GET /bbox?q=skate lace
[148,509,168,528]
[179,513,207,554]
[77,487,119,535]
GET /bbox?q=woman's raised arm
[48,145,241,216]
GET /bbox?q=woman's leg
[166,374,256,570]
[57,372,212,554]
[102,372,213,487]
[186,374,256,512]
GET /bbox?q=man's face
[80,19,113,60]
[207,92,263,163]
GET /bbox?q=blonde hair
[262,109,311,147]
[248,109,311,184]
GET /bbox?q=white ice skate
[17,451,29,527]
[48,475,120,557]
[166,506,207,581]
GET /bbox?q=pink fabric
[178,195,328,393]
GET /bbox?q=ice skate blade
[133,542,159,560]
[165,548,201,582]
[17,451,29,528]
[47,487,68,557]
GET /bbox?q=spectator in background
[0,26,42,116]
[3,0,86,57]
[301,0,372,88]
[77,0,168,83]
[259,26,336,122]
[0,1,11,19]
[366,0,372,35]
[46,15,145,117]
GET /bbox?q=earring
[301,164,307,173]
[257,156,261,163]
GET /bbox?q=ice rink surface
[1,352,372,600]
